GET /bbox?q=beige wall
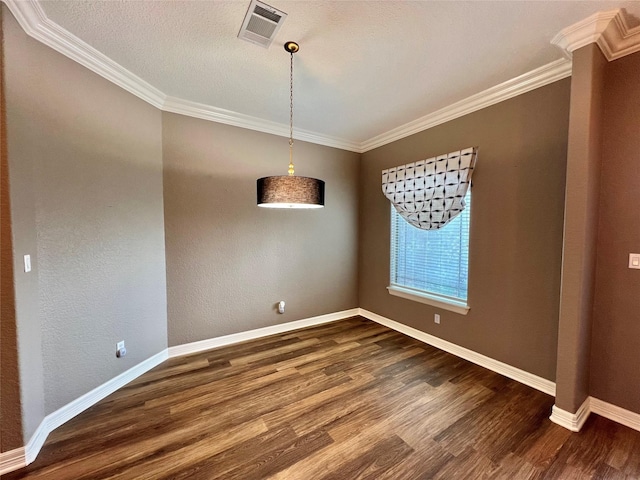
[590,50,640,413]
[162,113,359,346]
[359,79,570,381]
[3,3,168,440]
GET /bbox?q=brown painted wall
[4,0,638,450]
[0,5,23,452]
[2,5,46,444]
[3,4,168,434]
[555,44,606,413]
[590,51,640,413]
[162,113,359,346]
[359,80,570,381]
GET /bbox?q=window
[389,191,471,314]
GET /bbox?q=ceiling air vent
[238,0,287,48]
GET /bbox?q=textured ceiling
[37,1,640,145]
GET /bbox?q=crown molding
[1,0,360,152]
[163,96,362,152]
[359,58,572,153]
[3,0,576,155]
[2,0,362,153]
[601,10,640,60]
[552,8,640,61]
[551,9,619,58]
[2,0,167,108]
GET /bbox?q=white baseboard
[548,397,640,434]
[361,308,640,434]
[0,446,26,476]
[5,308,640,475]
[24,419,49,465]
[167,308,360,358]
[590,397,640,433]
[358,308,557,396]
[550,398,591,432]
[42,349,168,446]
[2,309,359,475]
[0,349,168,475]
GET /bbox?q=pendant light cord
[288,49,295,176]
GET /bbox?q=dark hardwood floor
[6,317,640,479]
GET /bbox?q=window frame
[388,192,471,315]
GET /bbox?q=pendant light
[257,41,325,209]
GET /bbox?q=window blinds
[382,147,477,231]
[390,191,471,301]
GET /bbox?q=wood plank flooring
[6,317,640,479]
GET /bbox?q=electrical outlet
[117,341,125,351]
[434,314,441,324]
[116,341,126,358]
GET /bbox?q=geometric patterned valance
[382,147,478,230]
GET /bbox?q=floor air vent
[238,0,287,48]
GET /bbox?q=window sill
[387,285,470,315]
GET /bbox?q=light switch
[23,254,31,273]
[629,253,640,269]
